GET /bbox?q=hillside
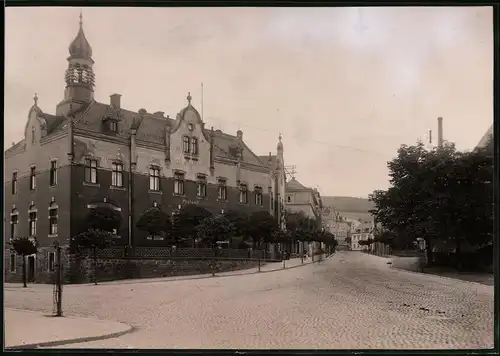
[321,196,374,214]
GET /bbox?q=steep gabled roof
[71,100,269,167]
[286,177,310,191]
[258,154,278,170]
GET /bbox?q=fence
[78,246,279,261]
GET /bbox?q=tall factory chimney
[437,117,443,148]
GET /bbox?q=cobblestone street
[4,252,493,349]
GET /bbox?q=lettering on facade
[182,199,199,205]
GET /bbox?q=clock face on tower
[188,123,194,131]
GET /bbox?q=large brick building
[4,15,287,282]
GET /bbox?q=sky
[4,7,493,198]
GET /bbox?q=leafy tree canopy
[10,237,38,256]
[248,211,278,246]
[196,214,234,248]
[137,206,172,236]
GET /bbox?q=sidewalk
[5,309,132,349]
[4,255,331,289]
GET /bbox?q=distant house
[350,222,374,251]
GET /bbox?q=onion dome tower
[56,12,95,115]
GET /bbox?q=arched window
[48,202,58,236]
[10,208,19,239]
[28,204,37,237]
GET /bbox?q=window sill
[217,199,228,203]
[83,182,100,188]
[173,193,186,197]
[239,202,248,205]
[110,186,126,191]
[48,234,58,238]
[148,190,163,195]
[49,184,58,188]
[196,196,208,200]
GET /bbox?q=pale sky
[4,7,493,197]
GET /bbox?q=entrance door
[27,256,36,282]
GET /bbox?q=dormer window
[109,121,118,133]
[102,117,119,134]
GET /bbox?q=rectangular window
[183,136,190,153]
[239,184,248,204]
[109,121,118,133]
[84,159,98,184]
[49,208,58,235]
[111,162,123,187]
[191,137,198,155]
[254,187,263,205]
[49,161,58,186]
[174,172,185,195]
[197,175,207,197]
[30,166,36,190]
[10,214,18,238]
[48,252,55,272]
[217,179,227,200]
[10,254,16,273]
[29,211,37,236]
[149,167,160,191]
[12,172,17,195]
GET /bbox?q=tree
[223,210,250,246]
[176,205,212,247]
[136,206,173,245]
[72,229,114,285]
[247,211,278,272]
[10,237,38,287]
[72,205,121,284]
[196,214,234,276]
[370,141,493,269]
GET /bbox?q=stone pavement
[4,251,493,349]
[4,309,132,349]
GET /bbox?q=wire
[205,116,390,157]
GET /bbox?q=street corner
[5,308,133,349]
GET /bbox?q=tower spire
[57,12,95,115]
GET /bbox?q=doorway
[27,256,36,282]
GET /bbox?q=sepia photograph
[4,5,494,350]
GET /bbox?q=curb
[86,257,326,286]
[363,252,494,287]
[5,309,134,349]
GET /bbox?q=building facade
[350,222,374,251]
[4,16,286,282]
[285,178,323,254]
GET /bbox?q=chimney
[437,117,443,147]
[428,130,432,144]
[153,111,165,117]
[236,130,243,140]
[110,94,121,109]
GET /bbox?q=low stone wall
[67,257,261,284]
[390,256,423,272]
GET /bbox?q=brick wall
[72,165,270,247]
[4,166,71,248]
[4,246,68,284]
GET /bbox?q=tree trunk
[212,246,217,277]
[455,238,462,271]
[424,237,433,267]
[93,247,98,285]
[257,242,261,272]
[22,256,27,288]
